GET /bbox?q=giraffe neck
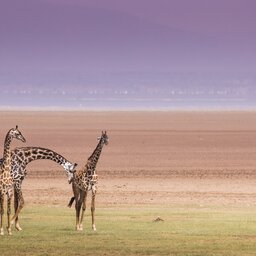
[13,147,71,168]
[1,130,13,173]
[74,139,105,190]
[86,139,104,171]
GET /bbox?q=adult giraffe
[0,126,26,236]
[68,131,109,231]
[0,146,77,231]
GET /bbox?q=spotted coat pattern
[0,126,26,235]
[68,131,109,231]
[0,147,77,231]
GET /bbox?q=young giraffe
[0,126,26,236]
[0,147,77,231]
[68,131,109,231]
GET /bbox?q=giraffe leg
[91,189,97,231]
[79,190,87,231]
[11,187,18,227]
[11,189,24,231]
[72,184,82,231]
[75,193,84,231]
[0,195,4,235]
[75,200,80,230]
[7,195,12,235]
[15,196,23,231]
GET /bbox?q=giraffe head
[9,125,26,143]
[62,162,77,184]
[98,131,109,145]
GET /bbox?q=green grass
[0,205,256,256]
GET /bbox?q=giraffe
[0,147,77,231]
[0,126,26,236]
[68,131,109,231]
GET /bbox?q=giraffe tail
[67,196,75,208]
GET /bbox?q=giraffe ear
[16,125,18,129]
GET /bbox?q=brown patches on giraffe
[0,146,77,231]
[0,126,26,236]
[68,131,109,231]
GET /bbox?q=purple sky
[0,0,256,109]
[1,0,256,75]
[48,0,256,40]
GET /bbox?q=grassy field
[0,205,256,256]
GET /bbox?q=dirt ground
[1,111,256,207]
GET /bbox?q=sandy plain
[0,111,256,207]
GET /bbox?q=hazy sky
[1,0,256,109]
[1,0,256,75]
[48,0,256,39]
